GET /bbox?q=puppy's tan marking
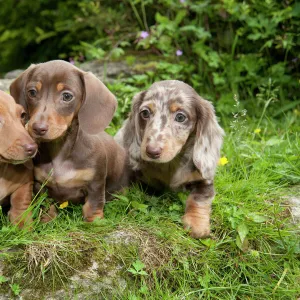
[34,167,95,188]
[36,82,42,91]
[56,83,64,92]
[182,197,212,238]
[170,103,181,112]
[57,168,95,187]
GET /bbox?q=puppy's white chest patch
[34,163,95,188]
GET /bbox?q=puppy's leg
[82,181,106,222]
[182,182,215,238]
[9,182,33,228]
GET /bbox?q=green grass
[0,91,299,299]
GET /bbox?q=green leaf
[248,213,268,223]
[138,270,148,276]
[180,25,211,39]
[139,284,149,294]
[248,32,262,40]
[112,194,129,203]
[132,260,145,271]
[0,276,9,284]
[110,47,125,59]
[200,239,217,249]
[169,204,182,211]
[10,283,21,296]
[155,12,170,24]
[131,201,148,213]
[128,268,138,275]
[174,10,187,25]
[236,235,249,252]
[237,223,249,243]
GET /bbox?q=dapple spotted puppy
[115,80,224,238]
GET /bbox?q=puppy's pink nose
[146,145,162,159]
[23,143,37,157]
[32,122,48,136]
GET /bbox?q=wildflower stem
[256,97,273,130]
[129,0,144,29]
[141,0,149,32]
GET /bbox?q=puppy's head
[0,90,37,164]
[10,60,117,142]
[128,80,224,180]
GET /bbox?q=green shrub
[0,0,299,112]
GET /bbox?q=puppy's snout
[32,122,49,136]
[23,143,37,157]
[146,145,162,159]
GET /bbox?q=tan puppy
[0,90,37,227]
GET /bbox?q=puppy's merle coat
[115,80,224,238]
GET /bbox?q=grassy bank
[0,78,299,299]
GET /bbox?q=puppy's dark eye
[28,89,37,98]
[20,111,27,124]
[175,112,187,123]
[21,111,27,120]
[140,108,151,120]
[62,92,73,102]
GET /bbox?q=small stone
[0,79,13,92]
[288,196,300,225]
[4,69,24,79]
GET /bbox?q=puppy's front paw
[182,213,210,239]
[82,202,104,222]
[8,210,33,229]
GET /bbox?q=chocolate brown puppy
[10,60,129,222]
[0,90,37,227]
[115,80,224,238]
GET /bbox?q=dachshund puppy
[0,90,37,227]
[10,60,128,222]
[115,80,224,238]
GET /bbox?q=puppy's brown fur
[115,80,224,238]
[0,90,37,227]
[10,60,129,222]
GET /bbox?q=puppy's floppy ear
[193,97,224,180]
[118,90,146,170]
[79,72,117,134]
[10,64,36,112]
[118,90,146,147]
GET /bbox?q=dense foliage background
[0,0,299,114]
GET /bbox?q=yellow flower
[59,201,69,209]
[219,156,229,166]
[254,128,261,134]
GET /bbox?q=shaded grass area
[0,107,299,299]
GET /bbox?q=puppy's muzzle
[146,145,162,159]
[32,122,49,136]
[23,143,38,157]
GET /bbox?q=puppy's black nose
[146,145,162,159]
[23,143,37,157]
[32,122,48,136]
